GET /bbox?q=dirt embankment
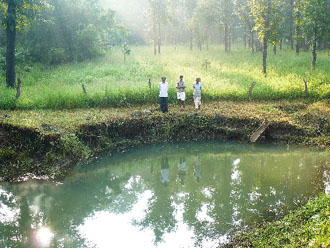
[0,101,329,181]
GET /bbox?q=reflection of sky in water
[78,190,155,248]
[0,201,19,223]
[33,227,54,248]
[0,187,19,223]
[0,142,329,248]
[78,190,218,248]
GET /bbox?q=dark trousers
[160,97,168,113]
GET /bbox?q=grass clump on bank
[222,193,330,248]
[0,46,329,110]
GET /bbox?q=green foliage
[122,43,131,56]
[302,0,330,42]
[250,0,280,42]
[223,193,330,247]
[11,0,128,65]
[58,134,91,161]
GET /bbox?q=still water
[0,142,329,248]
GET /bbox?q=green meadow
[1,46,329,110]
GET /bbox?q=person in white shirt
[176,75,186,111]
[193,78,202,111]
[159,77,169,113]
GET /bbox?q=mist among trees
[0,0,329,87]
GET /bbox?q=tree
[17,0,127,64]
[236,0,256,53]
[192,0,217,51]
[221,0,235,52]
[288,0,294,49]
[184,0,198,50]
[250,0,281,74]
[1,0,47,88]
[147,0,170,55]
[122,43,131,61]
[294,0,303,54]
[302,0,330,70]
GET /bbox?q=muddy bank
[1,106,329,182]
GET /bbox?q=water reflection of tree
[236,153,319,225]
[185,155,235,246]
[0,144,326,247]
[0,169,131,247]
[134,156,176,245]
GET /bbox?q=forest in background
[0,0,329,95]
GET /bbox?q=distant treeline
[147,0,330,54]
[146,0,330,72]
[0,0,131,66]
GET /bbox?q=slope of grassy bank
[0,46,329,110]
[1,100,329,181]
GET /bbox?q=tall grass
[0,46,329,110]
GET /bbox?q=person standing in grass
[176,75,186,111]
[193,78,202,111]
[159,76,168,113]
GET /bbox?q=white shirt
[161,168,170,183]
[159,82,168,97]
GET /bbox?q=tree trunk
[263,0,271,74]
[218,25,222,45]
[229,26,232,52]
[158,22,161,54]
[304,37,310,51]
[153,22,157,55]
[190,30,193,50]
[296,24,301,55]
[206,37,209,50]
[312,29,317,70]
[251,31,255,54]
[289,0,294,50]
[6,0,16,88]
[280,39,283,50]
[256,39,262,52]
[263,36,268,74]
[16,78,21,99]
[273,44,277,55]
[224,22,229,52]
[244,28,247,48]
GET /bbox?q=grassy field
[0,46,329,110]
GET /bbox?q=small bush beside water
[0,46,329,110]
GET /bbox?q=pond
[0,142,329,248]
